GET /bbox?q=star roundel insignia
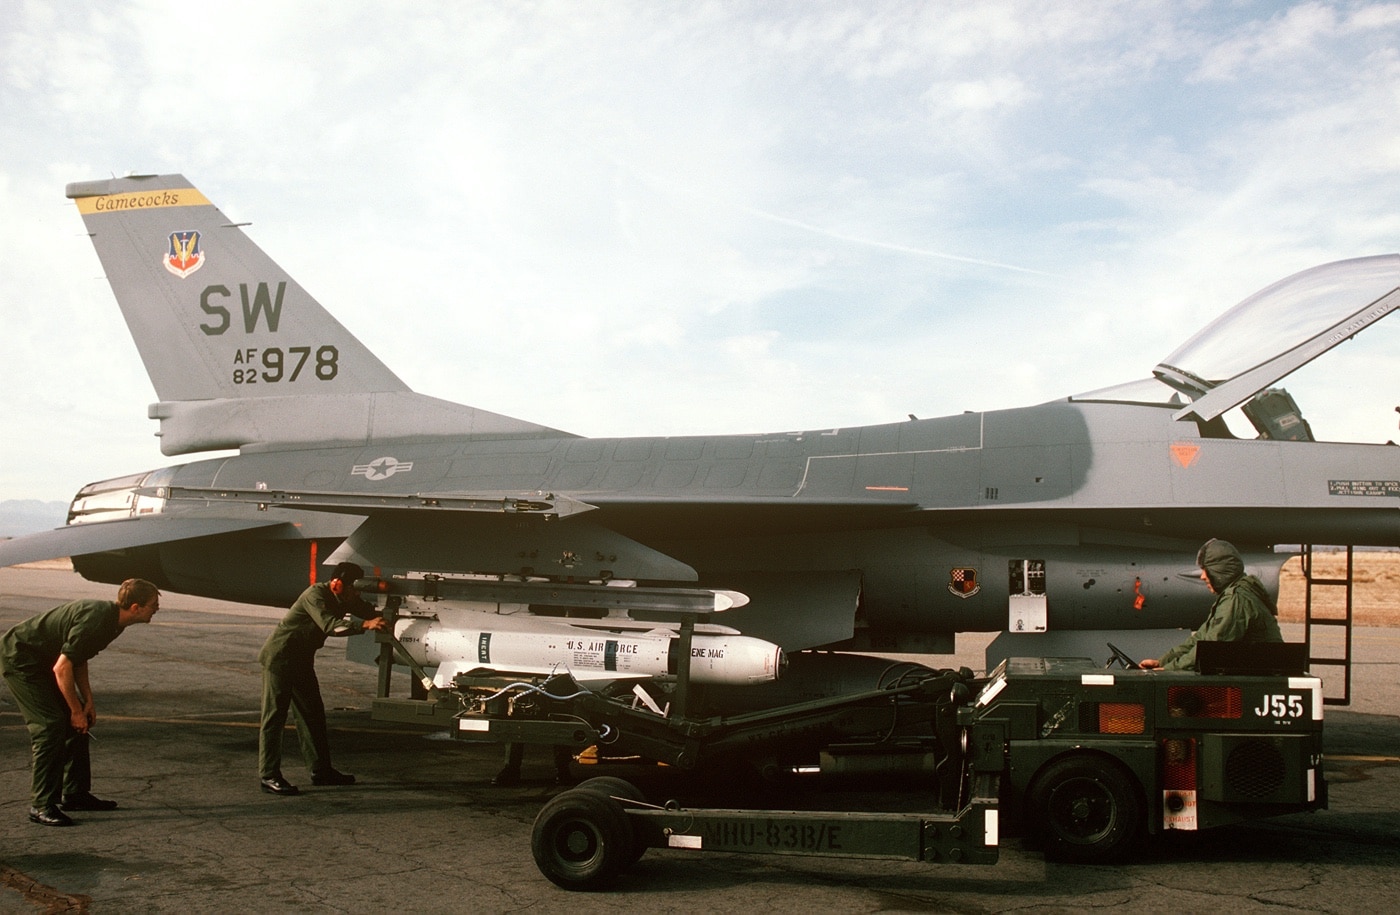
[352,456,414,481]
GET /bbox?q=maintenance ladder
[1300,544,1354,706]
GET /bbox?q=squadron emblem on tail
[164,230,204,279]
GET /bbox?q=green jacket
[1159,574,1283,671]
[0,600,121,677]
[258,582,378,667]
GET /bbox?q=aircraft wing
[0,516,292,567]
[131,484,903,650]
[144,484,919,591]
[152,485,917,519]
[153,485,600,518]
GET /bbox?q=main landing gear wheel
[531,789,635,890]
[1027,755,1143,863]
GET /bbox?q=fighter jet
[2,175,1396,670]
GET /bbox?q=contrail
[530,104,1060,280]
[739,206,1061,278]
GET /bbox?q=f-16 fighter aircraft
[1,175,1396,676]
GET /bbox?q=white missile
[394,612,784,687]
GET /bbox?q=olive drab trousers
[2,670,93,807]
[258,650,335,779]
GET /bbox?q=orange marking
[1170,443,1201,468]
[865,485,911,492]
[309,540,319,585]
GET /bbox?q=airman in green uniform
[1141,538,1283,671]
[258,562,386,795]
[1,579,161,826]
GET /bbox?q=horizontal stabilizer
[151,392,571,455]
[0,516,289,568]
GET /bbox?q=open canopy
[1076,255,1400,439]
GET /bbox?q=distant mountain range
[0,500,67,538]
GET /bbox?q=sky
[2,0,1399,504]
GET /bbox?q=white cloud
[1,0,1397,500]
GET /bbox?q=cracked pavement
[1,566,1397,913]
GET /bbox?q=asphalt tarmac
[1,565,1397,913]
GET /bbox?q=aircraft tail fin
[66,174,565,455]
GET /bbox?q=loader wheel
[1028,755,1142,863]
[575,777,651,865]
[575,776,646,805]
[532,789,635,890]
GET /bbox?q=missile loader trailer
[368,610,1326,889]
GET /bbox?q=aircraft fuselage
[69,395,1398,649]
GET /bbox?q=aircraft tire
[1027,754,1143,863]
[532,789,635,891]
